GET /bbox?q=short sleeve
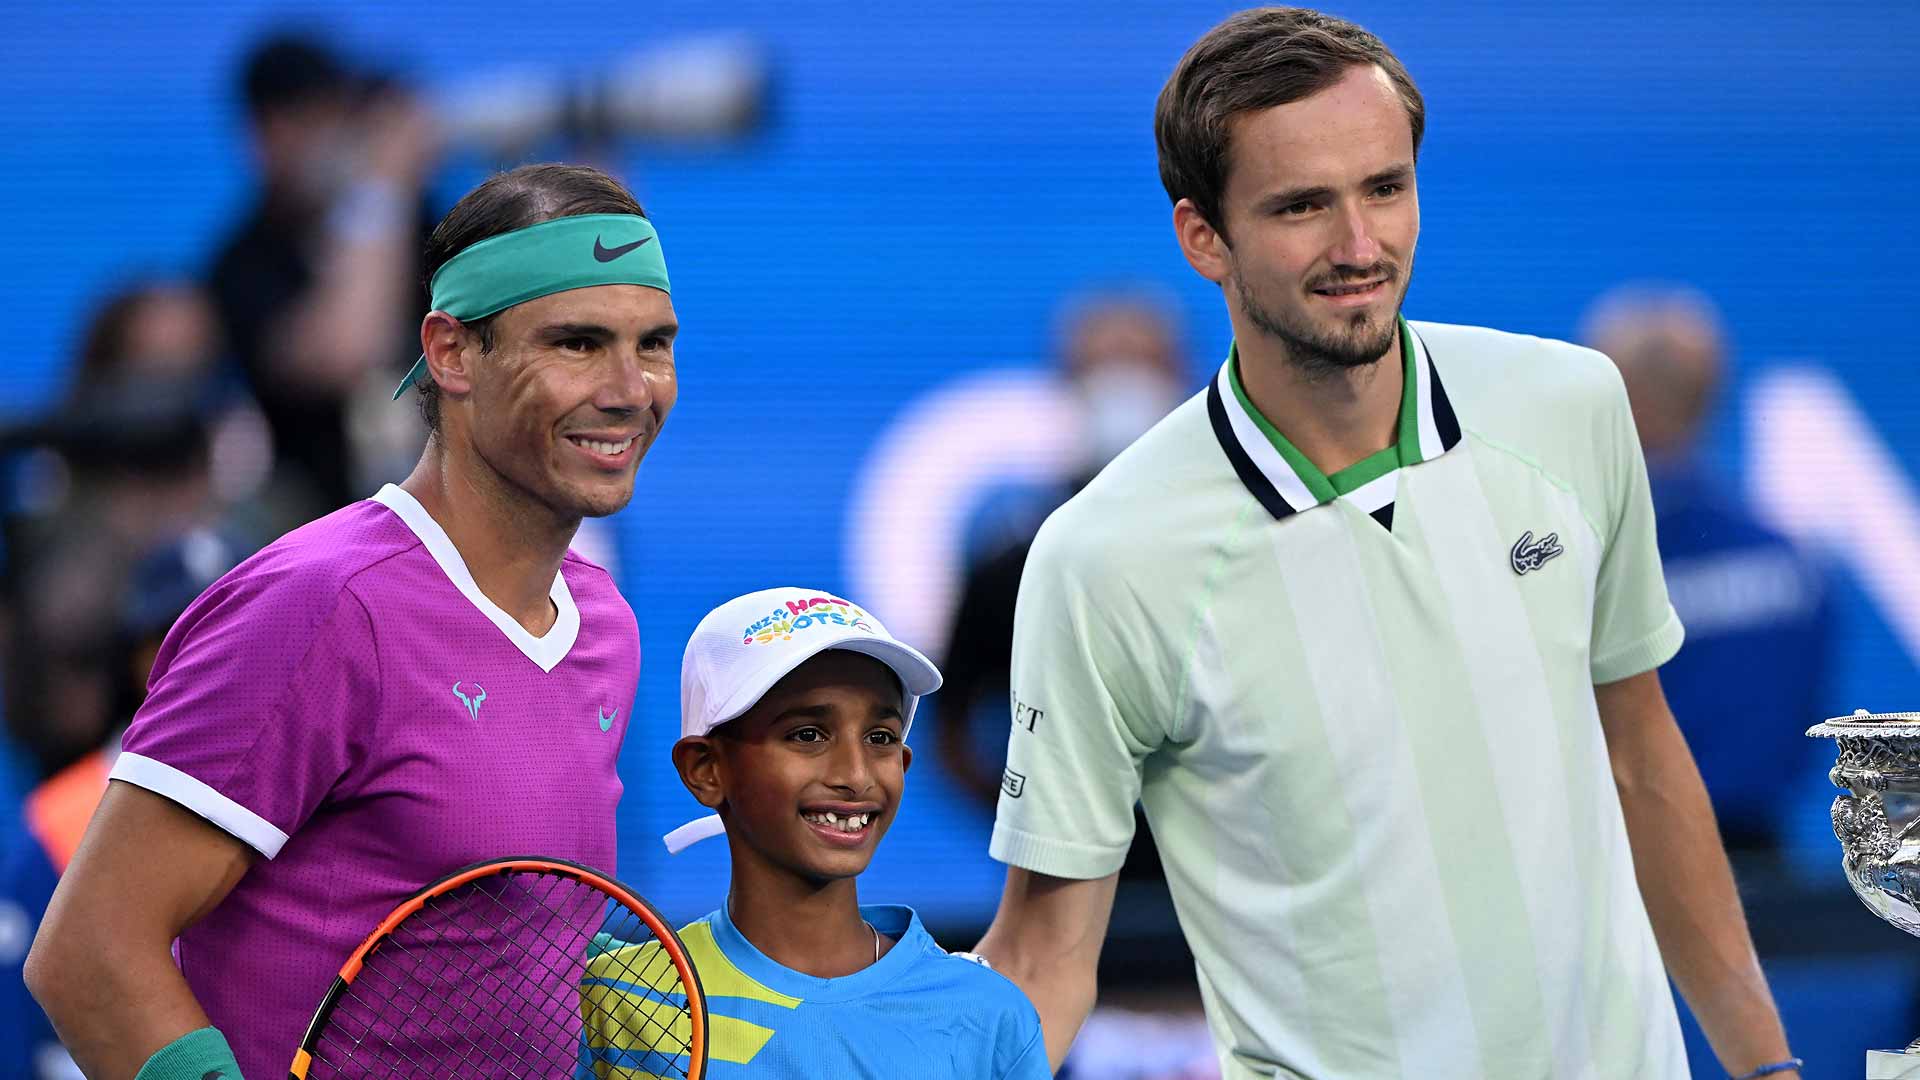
[110,573,378,857]
[988,517,1169,880]
[1588,365,1685,684]
[999,1027,1051,1080]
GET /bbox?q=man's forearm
[284,210,417,392]
[975,930,1098,1071]
[976,868,1118,1071]
[1605,683,1794,1074]
[26,938,215,1079]
[27,783,254,1079]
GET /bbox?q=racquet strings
[304,867,696,1078]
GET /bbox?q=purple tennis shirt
[109,485,638,1079]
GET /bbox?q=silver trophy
[1809,709,1920,1079]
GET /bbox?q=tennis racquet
[288,856,707,1079]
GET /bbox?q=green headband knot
[393,213,670,399]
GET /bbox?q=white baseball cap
[662,587,942,854]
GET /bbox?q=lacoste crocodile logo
[1509,530,1565,575]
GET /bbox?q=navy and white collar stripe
[1207,325,1461,522]
[1410,326,1463,461]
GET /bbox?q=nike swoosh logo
[593,236,652,262]
[598,706,619,733]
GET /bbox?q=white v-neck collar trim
[371,484,580,673]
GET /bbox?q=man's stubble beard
[1233,258,1411,381]
[467,430,605,540]
[473,410,649,527]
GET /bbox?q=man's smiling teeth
[1317,281,1379,295]
[802,811,872,832]
[571,436,635,455]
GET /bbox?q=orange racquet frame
[288,855,707,1079]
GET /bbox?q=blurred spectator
[67,281,222,396]
[1583,284,1833,852]
[939,289,1188,819]
[0,280,265,774]
[0,529,249,1079]
[208,31,438,516]
[1,536,121,783]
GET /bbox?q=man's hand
[26,781,252,1078]
[975,867,1119,1072]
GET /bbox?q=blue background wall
[5,3,1919,1067]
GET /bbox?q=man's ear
[672,736,727,810]
[420,311,477,397]
[1172,197,1232,286]
[900,743,912,775]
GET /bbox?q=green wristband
[135,1026,244,1080]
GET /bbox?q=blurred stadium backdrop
[2,2,1917,1076]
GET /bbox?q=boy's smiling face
[680,650,911,885]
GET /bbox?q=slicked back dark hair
[1155,7,1424,241]
[416,163,648,433]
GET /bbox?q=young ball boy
[582,587,1048,1078]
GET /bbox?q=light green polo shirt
[990,318,1687,1079]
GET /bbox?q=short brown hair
[1155,7,1424,238]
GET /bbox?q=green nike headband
[392,213,670,400]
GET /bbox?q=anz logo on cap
[741,594,876,645]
